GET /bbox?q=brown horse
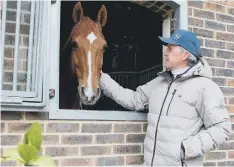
[62,1,107,107]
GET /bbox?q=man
[99,29,232,166]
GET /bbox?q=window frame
[0,0,188,118]
[0,0,51,112]
[48,0,188,121]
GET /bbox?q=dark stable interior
[59,1,163,111]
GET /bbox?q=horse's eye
[71,41,78,48]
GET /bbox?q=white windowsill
[49,109,148,121]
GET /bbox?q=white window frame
[48,0,188,121]
[0,0,188,118]
[0,0,50,112]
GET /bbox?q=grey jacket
[99,58,232,166]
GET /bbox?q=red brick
[230,115,234,123]
[113,145,141,154]
[114,124,142,133]
[95,157,124,166]
[43,135,59,145]
[205,151,226,160]
[8,123,44,133]
[228,151,234,158]
[228,79,234,87]
[205,2,225,13]
[126,155,144,165]
[46,123,79,133]
[61,158,93,166]
[226,105,234,113]
[229,98,234,105]
[46,147,78,157]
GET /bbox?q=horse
[60,1,108,109]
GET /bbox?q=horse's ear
[97,5,107,27]
[72,1,84,24]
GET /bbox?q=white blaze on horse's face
[85,31,97,101]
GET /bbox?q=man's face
[164,44,188,70]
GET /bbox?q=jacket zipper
[150,75,181,167]
[166,89,177,116]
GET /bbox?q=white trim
[178,0,188,30]
[162,0,188,30]
[49,0,61,113]
[2,91,36,97]
[1,1,50,112]
[50,109,147,121]
[162,17,171,71]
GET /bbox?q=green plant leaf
[1,148,25,164]
[18,144,38,165]
[30,155,56,166]
[23,122,42,152]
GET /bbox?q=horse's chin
[81,98,98,106]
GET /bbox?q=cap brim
[158,36,179,46]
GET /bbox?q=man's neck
[171,66,189,78]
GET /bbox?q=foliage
[1,122,56,166]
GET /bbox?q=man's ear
[183,52,190,61]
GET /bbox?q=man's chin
[164,65,171,71]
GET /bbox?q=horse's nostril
[96,88,100,94]
[79,87,85,97]
[81,87,85,95]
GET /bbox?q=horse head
[64,1,107,106]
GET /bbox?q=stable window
[0,1,188,120]
[49,1,188,120]
[0,0,50,111]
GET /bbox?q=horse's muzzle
[78,87,101,105]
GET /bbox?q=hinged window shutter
[1,0,50,108]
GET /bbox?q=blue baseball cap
[158,29,202,57]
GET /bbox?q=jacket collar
[158,57,213,82]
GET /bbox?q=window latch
[49,89,55,98]
[51,0,56,4]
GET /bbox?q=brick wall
[188,1,234,166]
[1,1,234,167]
[1,112,146,166]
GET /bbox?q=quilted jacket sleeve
[99,72,155,111]
[181,81,232,160]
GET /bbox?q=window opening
[58,1,173,112]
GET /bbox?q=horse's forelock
[71,17,100,38]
